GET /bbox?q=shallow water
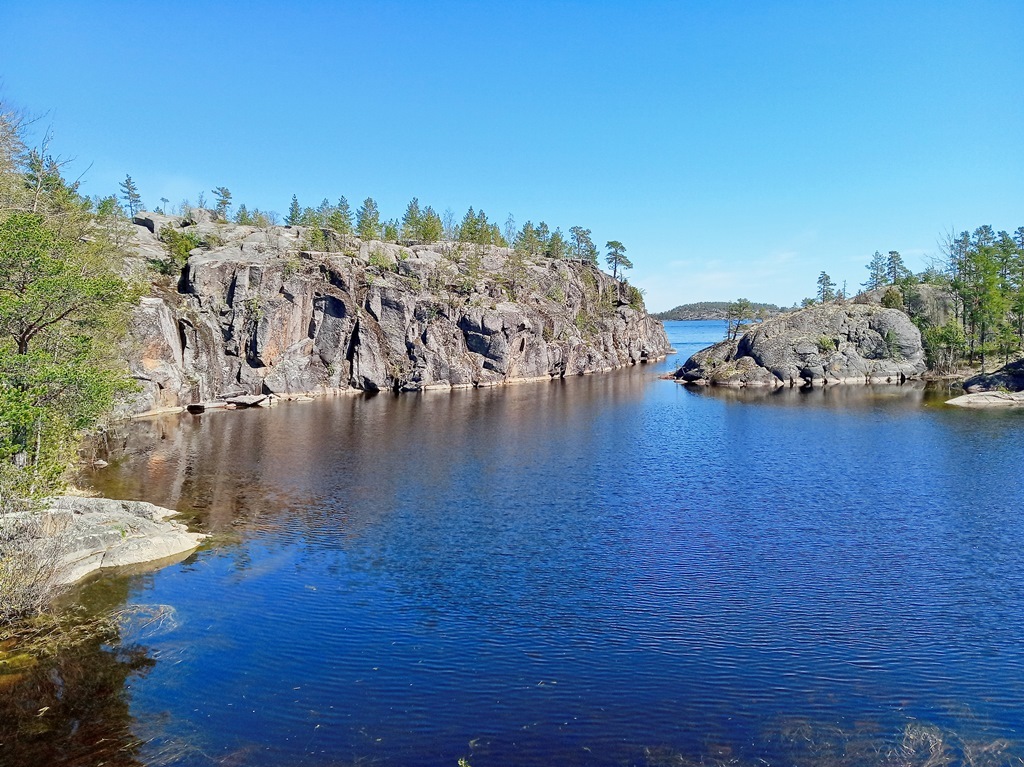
[3,321,1023,767]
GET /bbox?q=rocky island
[124,212,671,416]
[674,303,927,387]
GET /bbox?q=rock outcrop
[946,391,1024,408]
[675,303,927,387]
[962,359,1024,393]
[120,213,671,416]
[4,497,206,585]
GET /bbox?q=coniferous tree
[569,226,598,263]
[286,195,302,226]
[401,197,423,241]
[864,250,887,290]
[605,240,632,281]
[328,196,353,236]
[356,197,381,240]
[886,250,912,284]
[211,187,232,220]
[420,206,443,243]
[119,174,143,216]
[816,271,836,303]
[547,228,568,260]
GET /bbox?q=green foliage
[569,226,598,263]
[157,224,202,274]
[626,283,645,311]
[211,186,232,220]
[367,247,396,272]
[286,194,302,226]
[0,205,137,503]
[880,286,904,310]
[118,174,142,217]
[883,328,902,360]
[357,197,381,240]
[605,240,631,281]
[863,250,887,291]
[817,335,837,353]
[816,271,836,303]
[725,298,753,340]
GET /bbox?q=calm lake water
[4,321,1024,767]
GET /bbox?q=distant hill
[652,301,785,321]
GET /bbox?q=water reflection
[0,579,156,767]
[58,340,1024,767]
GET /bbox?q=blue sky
[2,1,1021,311]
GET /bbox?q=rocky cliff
[121,212,671,415]
[675,303,927,387]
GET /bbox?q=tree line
[135,182,636,284]
[801,230,1024,373]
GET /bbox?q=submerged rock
[119,213,671,416]
[675,303,927,387]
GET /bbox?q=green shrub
[157,224,202,275]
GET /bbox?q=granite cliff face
[675,303,927,387]
[121,213,670,415]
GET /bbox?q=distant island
[652,301,785,321]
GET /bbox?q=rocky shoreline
[4,497,205,587]
[674,303,927,387]
[121,212,671,417]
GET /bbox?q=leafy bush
[157,224,201,275]
[817,335,837,353]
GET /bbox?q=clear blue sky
[2,1,1021,311]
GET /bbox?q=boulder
[963,359,1024,393]
[12,497,207,585]
[676,303,927,387]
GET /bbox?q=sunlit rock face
[675,303,927,387]
[120,213,671,415]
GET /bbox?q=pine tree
[420,206,443,243]
[328,196,353,236]
[211,186,232,220]
[356,197,381,240]
[401,197,423,241]
[286,195,302,226]
[547,228,567,260]
[817,271,836,303]
[605,240,632,280]
[863,250,887,290]
[119,174,143,216]
[886,250,912,284]
[569,226,597,263]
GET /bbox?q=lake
[4,320,1023,767]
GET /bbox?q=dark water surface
[4,321,1024,767]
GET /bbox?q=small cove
[3,321,1023,766]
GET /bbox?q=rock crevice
[121,214,671,415]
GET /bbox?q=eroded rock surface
[675,303,927,387]
[5,497,207,585]
[120,213,670,415]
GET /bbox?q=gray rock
[676,303,927,387]
[963,359,1024,393]
[946,391,1024,408]
[17,496,207,585]
[120,225,672,414]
